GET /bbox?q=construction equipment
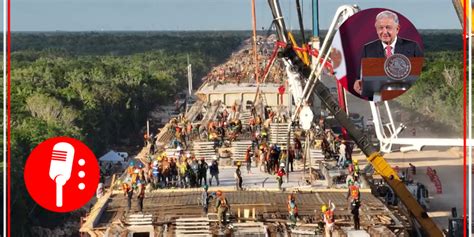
[267,0,443,236]
[452,0,472,35]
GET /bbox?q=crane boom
[267,0,444,236]
[452,0,472,34]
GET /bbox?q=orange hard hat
[216,190,223,196]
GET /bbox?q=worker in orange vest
[215,190,230,227]
[347,180,360,203]
[123,182,133,212]
[322,201,336,237]
[347,180,361,230]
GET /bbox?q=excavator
[266,0,460,236]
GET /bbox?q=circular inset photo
[330,8,424,101]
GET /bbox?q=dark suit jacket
[357,37,423,100]
[361,37,423,58]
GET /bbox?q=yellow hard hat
[321,205,327,212]
[353,159,358,164]
[237,161,241,166]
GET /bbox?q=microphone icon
[49,142,75,207]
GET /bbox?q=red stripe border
[462,0,467,236]
[7,0,11,232]
[7,0,11,233]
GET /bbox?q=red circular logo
[24,137,100,212]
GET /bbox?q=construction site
[79,1,466,237]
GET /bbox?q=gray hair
[375,10,399,25]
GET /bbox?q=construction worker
[277,163,286,190]
[347,180,360,199]
[351,198,361,230]
[215,190,230,227]
[346,173,354,187]
[322,201,336,237]
[353,159,360,177]
[347,179,361,221]
[287,194,298,225]
[337,140,346,168]
[234,161,243,190]
[178,158,189,188]
[123,182,133,212]
[201,185,210,215]
[209,156,220,186]
[293,137,302,160]
[244,145,253,174]
[190,158,199,187]
[136,180,145,212]
[198,157,208,186]
[288,147,295,172]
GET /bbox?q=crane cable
[295,0,310,65]
[251,0,259,85]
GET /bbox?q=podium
[361,56,424,101]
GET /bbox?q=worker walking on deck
[123,182,133,212]
[293,137,302,160]
[347,180,361,230]
[198,157,208,186]
[322,201,336,237]
[353,159,360,177]
[216,190,230,227]
[288,147,295,172]
[209,156,220,186]
[277,163,286,190]
[234,162,243,190]
[244,146,253,174]
[337,140,347,168]
[351,198,361,230]
[201,185,210,215]
[288,194,298,225]
[136,181,145,212]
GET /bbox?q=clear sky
[10,0,461,31]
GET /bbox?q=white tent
[99,150,125,163]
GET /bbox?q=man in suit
[353,10,423,95]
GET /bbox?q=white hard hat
[280,163,285,167]
[177,146,183,151]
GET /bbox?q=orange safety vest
[350,185,360,200]
[131,173,138,184]
[127,166,134,175]
[324,210,334,224]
